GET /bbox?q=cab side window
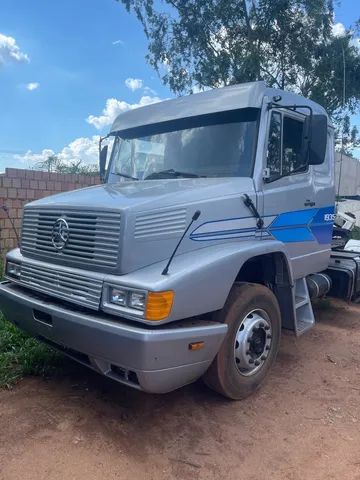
[267,112,282,177]
[266,112,306,180]
[282,116,305,175]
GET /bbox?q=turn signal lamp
[145,291,174,321]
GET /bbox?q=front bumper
[0,282,227,393]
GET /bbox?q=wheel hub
[234,309,272,376]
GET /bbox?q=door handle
[304,200,315,207]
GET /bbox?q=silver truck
[1,81,359,399]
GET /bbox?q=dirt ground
[1,300,360,480]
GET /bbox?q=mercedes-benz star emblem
[51,218,69,251]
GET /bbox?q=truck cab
[0,82,339,399]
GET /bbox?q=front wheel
[203,283,281,400]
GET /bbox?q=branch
[259,66,282,88]
[241,0,252,36]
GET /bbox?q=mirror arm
[99,134,110,183]
[267,103,313,117]
[99,133,110,155]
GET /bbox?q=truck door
[261,109,334,279]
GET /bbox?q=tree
[336,115,360,156]
[35,154,61,173]
[117,0,360,150]
[35,155,98,175]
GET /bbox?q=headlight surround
[104,285,148,318]
[102,284,174,322]
[6,261,21,279]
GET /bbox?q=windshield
[108,109,259,181]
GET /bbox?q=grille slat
[23,221,120,231]
[24,209,118,217]
[22,231,119,242]
[21,208,121,270]
[21,242,117,260]
[21,237,117,251]
[24,215,120,224]
[20,269,102,293]
[22,222,120,234]
[18,263,103,309]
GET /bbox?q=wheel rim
[234,308,272,377]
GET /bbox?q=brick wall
[0,168,100,258]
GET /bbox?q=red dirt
[1,299,360,480]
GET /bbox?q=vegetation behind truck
[1,82,359,399]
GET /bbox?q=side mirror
[99,145,108,181]
[309,114,328,165]
[301,114,311,163]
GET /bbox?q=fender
[104,240,295,325]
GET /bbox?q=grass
[0,314,63,388]
[0,257,64,388]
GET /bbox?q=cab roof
[110,81,328,135]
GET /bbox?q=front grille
[19,263,103,309]
[21,208,121,270]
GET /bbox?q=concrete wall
[0,168,100,258]
[335,153,360,197]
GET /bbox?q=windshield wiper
[114,172,139,181]
[145,169,203,180]
[242,194,264,229]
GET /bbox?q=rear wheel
[203,283,281,400]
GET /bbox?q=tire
[203,283,281,400]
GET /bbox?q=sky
[0,0,359,171]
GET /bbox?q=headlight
[109,288,147,311]
[103,285,174,322]
[129,291,147,310]
[107,286,147,315]
[110,288,127,306]
[6,262,21,279]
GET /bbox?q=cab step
[294,278,315,336]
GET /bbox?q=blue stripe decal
[192,227,256,238]
[190,206,335,244]
[269,208,317,228]
[191,233,256,242]
[310,224,333,244]
[308,206,335,244]
[269,227,314,243]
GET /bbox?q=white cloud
[332,22,346,38]
[351,37,360,50]
[26,82,40,91]
[58,136,99,164]
[17,93,165,167]
[16,148,55,165]
[125,77,143,91]
[15,136,101,166]
[0,32,29,66]
[112,39,124,46]
[86,95,162,130]
[332,22,360,49]
[143,86,157,95]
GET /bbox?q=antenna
[161,210,201,276]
